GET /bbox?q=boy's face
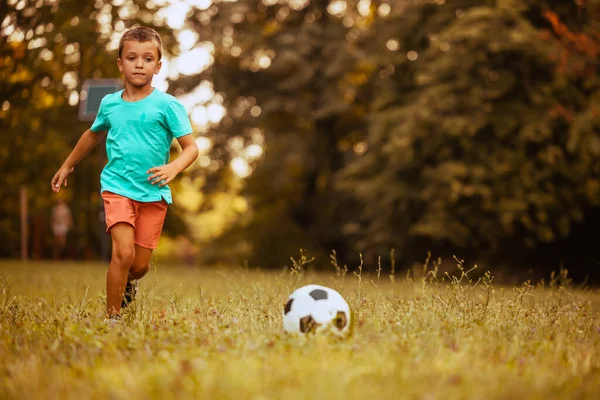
[117,40,162,87]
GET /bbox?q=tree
[186,0,375,266]
[338,0,600,265]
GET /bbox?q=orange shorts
[101,191,168,249]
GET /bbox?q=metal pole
[20,185,28,260]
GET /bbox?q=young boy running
[51,27,199,320]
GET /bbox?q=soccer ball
[282,284,351,337]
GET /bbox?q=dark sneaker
[121,279,138,308]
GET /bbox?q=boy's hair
[118,27,163,60]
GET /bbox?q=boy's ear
[155,59,162,75]
[117,57,123,72]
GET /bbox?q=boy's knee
[129,262,150,279]
[111,244,135,267]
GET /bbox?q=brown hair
[118,26,163,60]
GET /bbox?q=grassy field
[1,258,599,399]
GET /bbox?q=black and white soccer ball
[282,284,351,337]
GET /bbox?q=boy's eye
[146,58,153,62]
[128,57,134,61]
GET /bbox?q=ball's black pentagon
[299,315,321,333]
[309,288,328,301]
[334,311,347,330]
[284,298,294,315]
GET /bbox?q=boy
[51,27,199,320]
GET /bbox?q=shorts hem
[134,241,157,250]
[106,220,135,234]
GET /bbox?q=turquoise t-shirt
[91,88,193,204]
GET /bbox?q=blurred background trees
[339,0,600,268]
[2,0,599,277]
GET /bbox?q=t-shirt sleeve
[90,97,108,132]
[165,99,193,138]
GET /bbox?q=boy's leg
[129,245,153,279]
[129,200,168,280]
[106,223,136,317]
[119,246,151,309]
[119,200,167,308]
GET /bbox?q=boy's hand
[51,166,74,192]
[147,163,180,187]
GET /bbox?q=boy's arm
[147,134,199,187]
[170,134,199,173]
[51,129,106,192]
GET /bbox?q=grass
[1,256,599,400]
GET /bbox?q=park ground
[1,259,599,399]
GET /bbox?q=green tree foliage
[191,0,374,266]
[4,0,597,269]
[193,0,599,268]
[0,0,176,258]
[338,0,600,261]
